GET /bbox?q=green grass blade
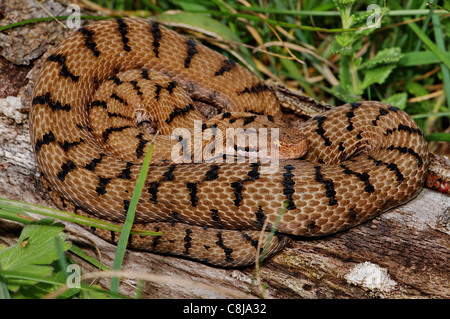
[0,265,11,299]
[425,132,450,142]
[110,143,155,295]
[0,198,160,236]
[403,19,450,71]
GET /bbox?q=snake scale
[29,18,429,267]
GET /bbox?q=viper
[29,18,429,267]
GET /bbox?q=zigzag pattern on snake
[29,17,429,267]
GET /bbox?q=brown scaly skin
[30,18,429,267]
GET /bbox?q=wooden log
[0,112,448,298]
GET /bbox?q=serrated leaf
[331,84,361,103]
[382,92,408,110]
[0,219,70,290]
[361,47,403,69]
[361,64,395,89]
[406,81,429,96]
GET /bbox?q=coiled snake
[29,18,429,267]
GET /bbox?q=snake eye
[137,120,155,134]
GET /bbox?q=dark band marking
[388,105,399,112]
[340,164,375,193]
[154,84,162,101]
[210,209,221,226]
[254,205,266,228]
[369,156,404,182]
[229,163,261,207]
[46,54,79,82]
[151,226,161,249]
[110,93,128,106]
[313,116,332,146]
[282,164,296,210]
[246,163,261,181]
[230,181,243,207]
[345,103,361,131]
[306,221,316,229]
[314,165,337,206]
[372,107,389,126]
[32,92,71,112]
[349,207,357,220]
[222,112,231,119]
[109,75,123,86]
[243,115,257,126]
[385,124,424,137]
[58,138,85,152]
[123,199,130,213]
[183,229,193,255]
[166,81,177,94]
[95,176,111,195]
[107,112,132,120]
[205,165,220,181]
[356,131,363,140]
[35,131,55,152]
[386,145,423,167]
[240,232,258,248]
[165,103,195,124]
[78,27,100,57]
[135,133,149,159]
[215,231,233,263]
[238,83,269,95]
[141,68,150,80]
[89,100,107,110]
[186,182,198,207]
[147,181,159,204]
[184,39,198,68]
[129,80,143,96]
[102,125,132,143]
[84,153,105,172]
[215,59,236,76]
[57,160,76,182]
[151,22,161,58]
[115,18,131,52]
[117,162,134,179]
[162,164,177,181]
[147,164,177,204]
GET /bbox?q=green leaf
[399,51,450,66]
[361,64,395,89]
[333,0,356,11]
[331,84,361,103]
[0,219,70,291]
[361,47,403,69]
[382,92,408,110]
[406,81,429,97]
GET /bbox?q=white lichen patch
[345,261,397,292]
[0,96,26,123]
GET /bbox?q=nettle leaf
[361,47,403,69]
[333,0,356,11]
[382,92,408,110]
[361,64,395,89]
[0,218,70,290]
[331,84,361,103]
